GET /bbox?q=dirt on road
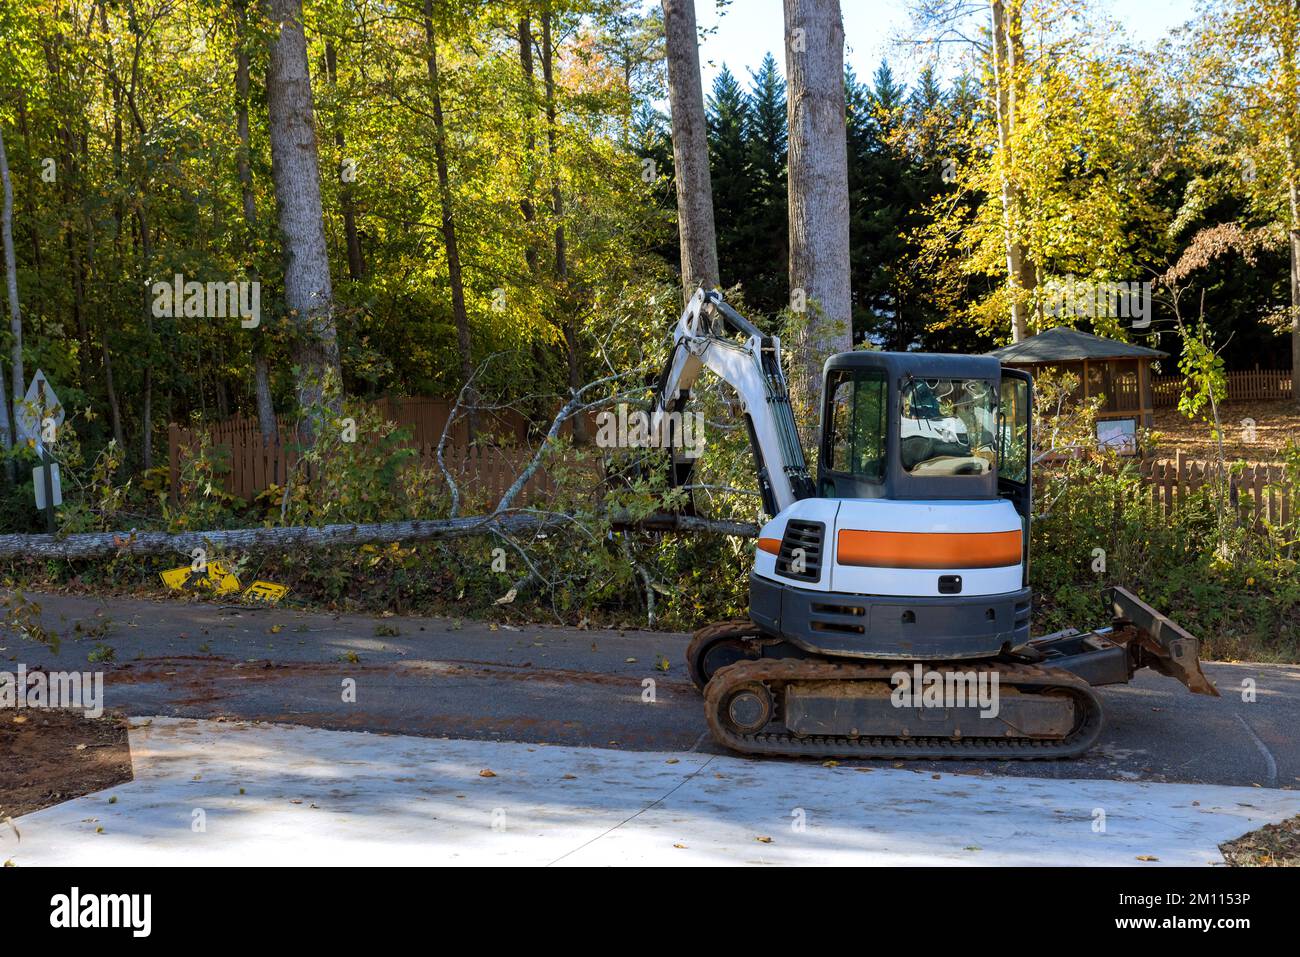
[0,710,133,820]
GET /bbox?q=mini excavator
[652,288,1218,760]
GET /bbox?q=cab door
[997,369,1032,582]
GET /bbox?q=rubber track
[704,658,1105,760]
[685,619,763,692]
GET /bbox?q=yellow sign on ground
[243,581,289,604]
[159,566,193,591]
[159,562,241,596]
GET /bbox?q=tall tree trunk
[236,0,278,442]
[1290,168,1299,411]
[266,0,342,443]
[518,14,540,273]
[325,40,365,281]
[14,99,41,332]
[421,0,477,441]
[661,0,719,297]
[0,334,9,482]
[540,7,586,442]
[0,127,24,426]
[1283,7,1300,410]
[517,13,551,426]
[137,204,154,470]
[991,0,1033,342]
[0,128,13,481]
[102,337,125,451]
[784,0,851,411]
[99,0,125,451]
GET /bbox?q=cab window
[899,378,997,476]
[824,370,887,483]
[998,376,1030,484]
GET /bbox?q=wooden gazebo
[989,327,1167,453]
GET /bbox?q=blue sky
[690,0,1200,89]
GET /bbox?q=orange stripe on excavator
[837,529,1022,569]
[757,537,781,555]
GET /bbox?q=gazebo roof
[988,326,1167,363]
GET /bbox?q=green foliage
[1176,323,1228,423]
[1033,453,1300,662]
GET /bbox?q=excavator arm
[651,288,815,517]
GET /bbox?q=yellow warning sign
[243,581,289,604]
[160,566,193,590]
[201,562,243,595]
[159,562,241,596]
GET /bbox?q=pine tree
[847,61,918,349]
[743,52,788,314]
[706,65,751,292]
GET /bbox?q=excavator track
[685,619,766,692]
[704,658,1104,760]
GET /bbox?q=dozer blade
[1108,586,1219,697]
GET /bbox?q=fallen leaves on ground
[1221,814,1300,866]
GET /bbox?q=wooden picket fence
[167,396,569,506]
[1152,369,1293,407]
[1134,452,1296,528]
[171,402,1298,531]
[167,424,563,506]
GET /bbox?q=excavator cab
[819,353,1014,493]
[817,352,1034,583]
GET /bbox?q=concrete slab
[4,717,1297,866]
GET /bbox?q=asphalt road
[4,592,1297,788]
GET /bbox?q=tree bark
[235,0,279,443]
[98,2,126,453]
[539,8,587,442]
[1283,7,1300,410]
[325,40,365,281]
[991,0,1033,342]
[661,0,719,298]
[266,0,343,443]
[517,15,540,273]
[0,511,758,561]
[137,203,154,471]
[1290,172,1299,410]
[102,337,125,451]
[421,0,477,442]
[1,127,24,413]
[0,344,8,482]
[784,0,852,410]
[0,126,20,476]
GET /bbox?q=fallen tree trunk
[0,512,758,561]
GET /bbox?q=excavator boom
[651,288,813,516]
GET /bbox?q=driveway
[6,593,1295,788]
[5,716,1296,866]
